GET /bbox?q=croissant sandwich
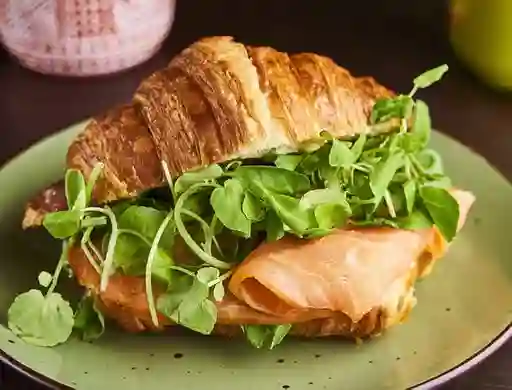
[8,36,475,349]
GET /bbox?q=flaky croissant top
[67,36,394,205]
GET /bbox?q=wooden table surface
[0,0,511,389]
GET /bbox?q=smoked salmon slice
[228,189,475,328]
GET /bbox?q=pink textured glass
[0,0,176,76]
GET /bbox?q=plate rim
[1,324,511,390]
[0,125,511,390]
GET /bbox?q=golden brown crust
[62,36,393,207]
[66,104,163,203]
[21,181,67,229]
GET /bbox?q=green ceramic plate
[0,122,511,390]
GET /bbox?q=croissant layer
[65,36,393,206]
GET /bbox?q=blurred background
[1,0,512,178]
[0,0,511,389]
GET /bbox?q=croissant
[64,36,393,204]
[14,37,474,348]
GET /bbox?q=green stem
[409,154,426,177]
[169,265,196,277]
[84,207,119,292]
[180,210,224,258]
[118,229,153,247]
[408,86,418,98]
[207,270,233,288]
[146,211,174,327]
[86,162,104,202]
[46,241,69,297]
[118,229,196,276]
[81,227,101,274]
[384,190,396,218]
[174,183,231,269]
[88,241,104,266]
[206,216,224,257]
[161,160,177,205]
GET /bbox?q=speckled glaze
[0,122,511,390]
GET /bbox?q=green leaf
[300,188,350,210]
[415,149,444,176]
[38,271,53,288]
[242,324,292,349]
[300,189,351,229]
[413,65,449,90]
[177,299,217,335]
[265,210,285,242]
[8,290,74,347]
[181,192,209,221]
[419,186,460,241]
[403,180,417,215]
[174,164,223,195]
[329,139,353,167]
[350,134,367,162]
[196,267,220,284]
[114,234,174,284]
[370,153,404,202]
[211,179,251,237]
[270,324,293,349]
[65,169,87,210]
[411,100,431,147]
[243,325,268,349]
[213,282,225,302]
[171,279,217,335]
[81,216,107,228]
[265,193,313,235]
[234,166,310,196]
[157,275,194,316]
[314,203,350,230]
[298,153,321,175]
[370,95,413,124]
[118,206,174,251]
[397,209,433,230]
[402,100,431,153]
[242,193,265,222]
[275,155,303,171]
[73,295,105,342]
[424,175,452,189]
[111,202,132,219]
[318,164,340,189]
[43,210,82,239]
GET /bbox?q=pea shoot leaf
[413,65,449,90]
[242,324,292,349]
[74,295,105,342]
[211,179,251,237]
[43,210,82,239]
[419,186,460,242]
[8,290,74,347]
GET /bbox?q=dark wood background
[0,0,511,389]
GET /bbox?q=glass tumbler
[450,0,512,90]
[0,0,176,76]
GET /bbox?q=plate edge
[410,323,512,389]
[0,349,73,390]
